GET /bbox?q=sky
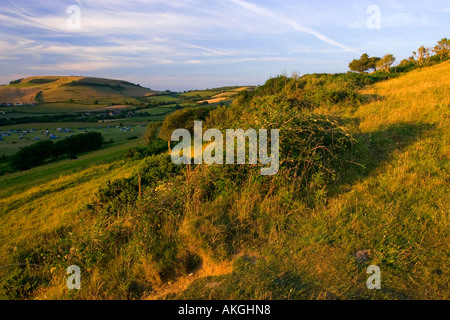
[0,0,449,91]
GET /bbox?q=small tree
[413,46,431,66]
[159,106,213,152]
[52,140,70,159]
[369,56,381,71]
[143,122,161,145]
[349,53,380,73]
[349,53,370,73]
[10,140,54,170]
[376,54,396,72]
[432,38,450,61]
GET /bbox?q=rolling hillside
[0,76,155,106]
[0,61,448,300]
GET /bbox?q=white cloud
[0,0,447,89]
[228,0,356,52]
[28,61,123,71]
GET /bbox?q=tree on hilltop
[349,53,380,73]
[433,38,450,61]
[376,54,396,72]
[412,46,431,66]
[369,56,381,71]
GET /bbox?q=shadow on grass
[329,122,436,196]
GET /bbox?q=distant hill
[0,76,155,105]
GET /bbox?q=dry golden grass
[0,161,135,254]
[357,60,450,132]
[0,87,41,104]
[232,86,252,92]
[197,97,228,104]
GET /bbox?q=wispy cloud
[28,61,121,71]
[228,0,356,52]
[0,0,355,66]
[0,0,448,89]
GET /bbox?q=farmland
[0,80,252,172]
[0,122,147,157]
[0,80,252,166]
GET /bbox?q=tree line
[9,132,104,170]
[349,38,449,73]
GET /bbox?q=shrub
[9,78,23,85]
[10,132,104,170]
[29,78,58,84]
[0,267,49,300]
[96,154,183,212]
[159,106,214,151]
[10,140,54,170]
[143,122,161,145]
[124,139,167,160]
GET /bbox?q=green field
[145,95,182,103]
[136,106,177,115]
[0,112,46,119]
[179,86,249,99]
[0,122,147,157]
[0,104,100,114]
[0,139,142,198]
[0,83,251,124]
[180,90,220,98]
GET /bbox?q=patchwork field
[0,122,147,157]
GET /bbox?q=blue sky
[0,0,449,91]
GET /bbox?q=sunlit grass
[0,160,135,249]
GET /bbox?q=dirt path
[144,255,234,300]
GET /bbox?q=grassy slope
[0,139,144,300]
[0,160,136,251]
[169,62,450,300]
[0,63,448,299]
[0,139,142,198]
[0,76,154,112]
